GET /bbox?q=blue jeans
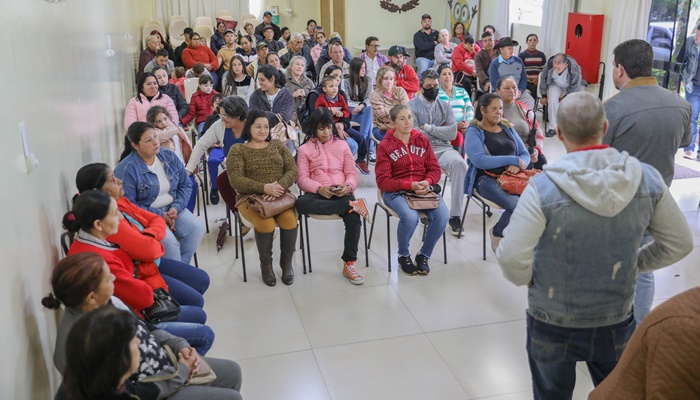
[209,147,225,190]
[684,84,700,152]
[187,174,198,213]
[526,313,635,400]
[475,175,520,237]
[350,105,373,157]
[159,257,210,307]
[162,208,205,265]
[382,192,449,258]
[346,126,368,160]
[372,127,386,142]
[415,57,434,77]
[345,138,358,156]
[153,320,215,355]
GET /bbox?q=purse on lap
[401,191,440,210]
[235,192,297,218]
[141,288,181,324]
[270,114,298,144]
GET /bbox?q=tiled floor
[194,135,700,400]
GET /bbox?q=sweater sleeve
[181,92,198,126]
[464,125,522,170]
[124,98,138,130]
[181,48,195,70]
[453,46,469,74]
[375,140,412,192]
[488,61,499,92]
[296,144,319,193]
[539,61,551,97]
[424,102,458,141]
[518,59,528,92]
[637,185,694,273]
[226,144,266,194]
[185,121,222,173]
[496,183,545,285]
[276,141,298,190]
[475,52,490,85]
[434,44,453,65]
[107,220,164,262]
[423,140,442,185]
[111,259,154,311]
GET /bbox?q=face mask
[423,87,439,101]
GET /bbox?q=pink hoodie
[297,137,358,194]
[123,92,180,129]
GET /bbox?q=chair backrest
[184,78,199,103]
[169,19,189,46]
[216,9,233,18]
[241,13,256,22]
[170,15,186,22]
[146,18,166,37]
[218,15,234,22]
[195,25,214,47]
[376,189,400,218]
[143,23,162,48]
[194,16,213,29]
[60,232,74,256]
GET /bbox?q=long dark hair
[473,93,502,123]
[120,121,154,161]
[306,108,339,141]
[63,307,138,400]
[41,253,106,310]
[241,109,272,142]
[257,64,286,88]
[135,72,161,103]
[62,190,113,234]
[149,29,172,52]
[224,54,249,95]
[348,57,369,102]
[75,163,111,192]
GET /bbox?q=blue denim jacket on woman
[496,148,693,328]
[115,149,192,217]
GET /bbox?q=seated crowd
[45,9,700,400]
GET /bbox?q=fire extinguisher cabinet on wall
[566,13,604,84]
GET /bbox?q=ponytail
[41,253,106,310]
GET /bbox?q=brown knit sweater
[227,139,298,201]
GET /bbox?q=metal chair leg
[482,204,487,261]
[386,213,391,272]
[305,215,312,273]
[443,232,447,264]
[200,179,209,233]
[227,207,232,236]
[237,212,247,282]
[299,214,307,274]
[363,219,368,267]
[193,252,199,268]
[368,203,380,249]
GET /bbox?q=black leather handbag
[142,288,181,324]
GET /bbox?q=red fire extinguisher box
[566,13,604,84]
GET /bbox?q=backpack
[298,87,323,134]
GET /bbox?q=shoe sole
[416,270,429,276]
[450,229,463,237]
[399,267,417,276]
[355,164,371,175]
[343,272,364,285]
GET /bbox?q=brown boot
[278,227,297,285]
[254,230,276,286]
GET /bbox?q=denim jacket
[681,35,699,94]
[114,149,192,216]
[496,148,693,328]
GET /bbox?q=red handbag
[487,170,541,195]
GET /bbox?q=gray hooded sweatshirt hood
[543,147,642,218]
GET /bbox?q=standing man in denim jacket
[680,23,700,159]
[496,92,693,400]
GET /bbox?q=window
[510,0,544,27]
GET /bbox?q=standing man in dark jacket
[603,39,692,327]
[255,11,281,41]
[413,14,439,76]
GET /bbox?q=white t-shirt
[266,90,279,106]
[147,158,174,209]
[365,55,381,87]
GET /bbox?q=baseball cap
[224,29,235,35]
[388,45,409,57]
[263,25,274,32]
[422,14,431,20]
[181,27,194,37]
[256,42,268,50]
[263,11,272,16]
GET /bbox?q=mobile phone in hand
[330,186,342,192]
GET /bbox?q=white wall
[0,0,149,398]
[265,0,321,34]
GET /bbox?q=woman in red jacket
[73,163,209,310]
[63,190,207,326]
[375,104,449,276]
[181,74,218,133]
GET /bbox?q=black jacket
[174,42,188,68]
[254,22,281,41]
[159,83,189,120]
[413,29,439,59]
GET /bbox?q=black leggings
[295,193,361,262]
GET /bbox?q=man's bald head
[557,92,607,146]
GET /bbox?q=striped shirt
[437,85,474,123]
[518,49,547,78]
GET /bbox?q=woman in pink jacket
[124,72,180,129]
[295,108,371,285]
